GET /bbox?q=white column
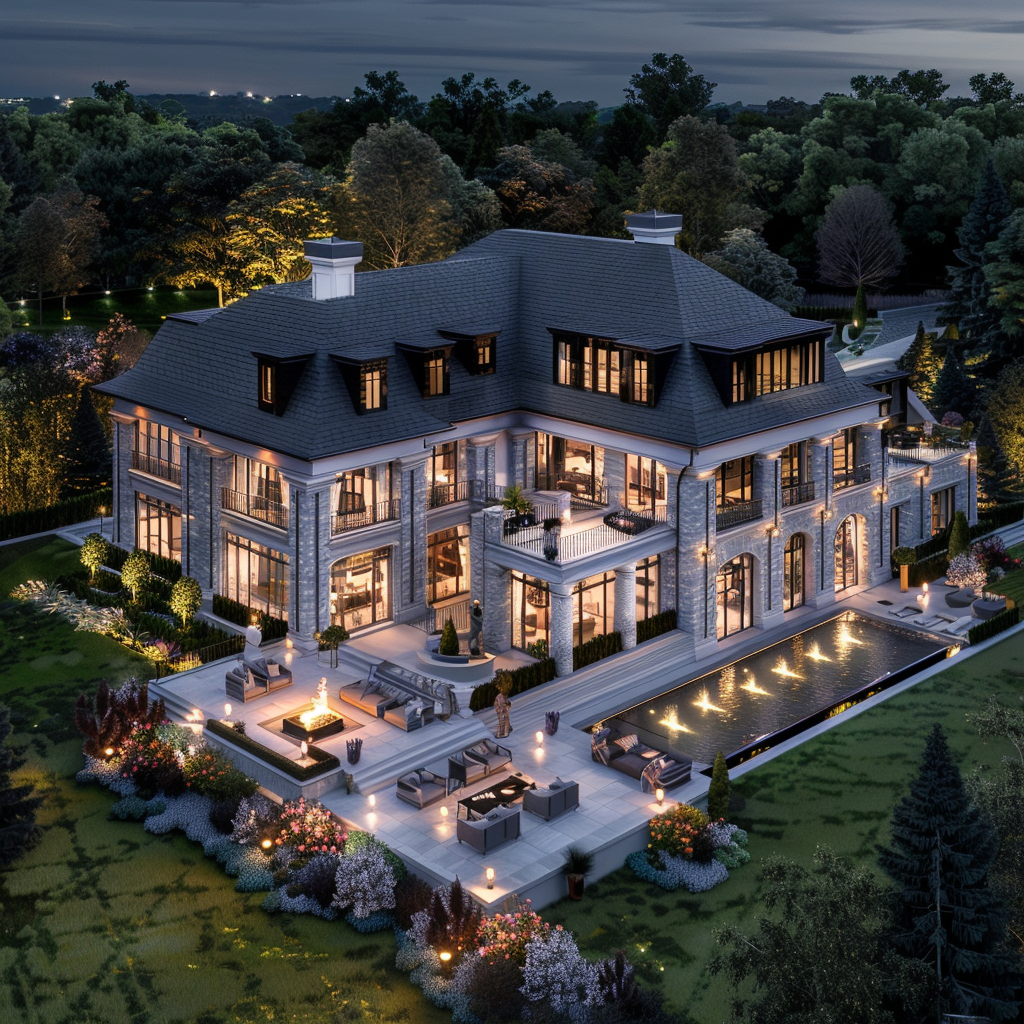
[614,563,637,650]
[549,582,575,677]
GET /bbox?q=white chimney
[625,210,682,246]
[303,237,363,299]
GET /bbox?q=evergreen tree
[947,510,970,559]
[0,701,42,867]
[62,389,110,497]
[878,724,1022,1021]
[931,346,975,417]
[850,283,868,340]
[942,158,1012,356]
[707,750,730,821]
[464,103,504,177]
[897,322,942,405]
[975,414,1020,509]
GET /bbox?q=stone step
[149,677,198,723]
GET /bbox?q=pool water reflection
[616,612,946,764]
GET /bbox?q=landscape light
[224,703,232,719]
[300,741,308,759]
[655,788,665,806]
[535,730,544,746]
[439,951,452,962]
[440,806,448,819]
[486,867,494,889]
[104,747,114,758]
[368,794,376,808]
[261,839,272,850]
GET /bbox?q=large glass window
[716,554,753,638]
[225,532,289,620]
[428,441,466,506]
[361,361,387,411]
[424,352,448,397]
[625,455,666,514]
[931,487,955,536]
[133,422,181,483]
[716,458,754,507]
[730,340,822,402]
[636,555,660,623]
[783,534,805,612]
[332,464,394,533]
[330,548,391,633]
[535,434,606,505]
[136,493,181,561]
[226,457,289,529]
[834,516,858,591]
[833,429,867,489]
[511,568,619,652]
[427,526,470,604]
[781,441,814,507]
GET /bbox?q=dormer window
[729,338,823,403]
[361,361,387,412]
[424,351,449,397]
[473,336,495,374]
[253,351,313,416]
[438,327,500,375]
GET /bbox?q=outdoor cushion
[267,663,281,677]
[245,668,257,690]
[615,734,639,751]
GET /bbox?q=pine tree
[878,724,1022,1021]
[707,750,730,821]
[0,702,42,867]
[931,346,975,417]
[942,158,1012,356]
[62,390,110,497]
[976,414,1020,510]
[897,322,942,405]
[465,103,504,177]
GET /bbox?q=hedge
[907,551,951,588]
[637,609,677,644]
[0,488,112,541]
[967,606,1021,645]
[469,657,557,711]
[205,719,341,780]
[793,305,878,323]
[573,630,623,671]
[911,502,1024,562]
[103,545,182,583]
[212,593,289,641]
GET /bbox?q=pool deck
[147,549,1020,911]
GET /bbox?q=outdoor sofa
[456,805,521,853]
[522,778,580,821]
[338,662,444,730]
[463,739,513,776]
[224,656,293,702]
[591,726,692,791]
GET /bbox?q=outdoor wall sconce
[766,524,780,538]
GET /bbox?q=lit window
[258,362,275,410]
[424,352,448,397]
[475,337,495,373]
[361,361,387,412]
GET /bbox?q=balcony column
[466,433,498,502]
[285,478,332,640]
[613,563,637,650]
[510,431,535,490]
[675,470,720,661]
[549,581,575,677]
[397,452,429,621]
[209,453,234,599]
[179,437,209,592]
[110,413,135,548]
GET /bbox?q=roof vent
[624,210,682,246]
[303,237,363,299]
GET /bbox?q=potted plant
[892,546,916,592]
[563,845,594,900]
[502,485,535,533]
[314,624,349,669]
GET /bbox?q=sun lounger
[940,616,974,637]
[888,606,922,618]
[912,615,944,628]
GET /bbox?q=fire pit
[282,677,345,741]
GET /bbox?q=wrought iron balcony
[131,447,181,485]
[221,487,289,530]
[781,480,815,508]
[716,498,763,531]
[428,480,470,508]
[330,498,401,535]
[833,463,871,490]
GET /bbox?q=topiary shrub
[947,510,970,560]
[121,549,151,602]
[891,546,916,567]
[80,532,108,581]
[707,750,730,821]
[438,617,460,656]
[170,575,202,626]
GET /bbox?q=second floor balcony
[429,480,470,508]
[131,447,181,485]
[221,487,289,530]
[781,480,815,508]
[833,463,871,490]
[716,498,763,531]
[331,498,401,536]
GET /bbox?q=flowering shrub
[273,797,347,854]
[333,844,397,919]
[626,849,729,892]
[476,903,550,965]
[183,746,257,801]
[231,793,279,845]
[288,852,343,909]
[407,878,481,957]
[973,536,1021,574]
[707,820,739,848]
[520,926,599,1019]
[942,411,965,427]
[120,723,186,796]
[946,553,988,591]
[648,803,709,860]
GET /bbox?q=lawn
[544,637,1024,1024]
[989,542,1024,608]
[0,537,448,1024]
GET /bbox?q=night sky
[3,0,1024,107]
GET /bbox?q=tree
[95,313,150,377]
[344,121,464,269]
[637,116,760,256]
[707,751,730,821]
[121,549,151,602]
[0,296,12,342]
[970,72,1024,106]
[942,158,1012,356]
[987,359,1024,474]
[226,162,341,290]
[439,618,460,656]
[816,185,904,289]
[897,322,942,406]
[62,389,109,497]
[0,701,42,867]
[710,847,932,1024]
[975,413,1021,509]
[80,532,108,581]
[170,576,202,626]
[947,510,970,559]
[984,208,1024,367]
[878,724,1021,1021]
[601,103,657,171]
[702,229,803,310]
[931,346,975,417]
[625,53,716,136]
[850,69,949,107]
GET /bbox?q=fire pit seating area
[338,661,451,731]
[456,805,521,853]
[395,768,449,809]
[522,778,580,821]
[224,656,294,703]
[591,726,692,791]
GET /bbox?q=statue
[469,599,483,656]
[493,690,512,738]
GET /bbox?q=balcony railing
[887,446,965,465]
[221,487,289,530]
[429,480,470,508]
[833,463,871,490]
[131,447,181,485]
[781,480,815,508]
[716,499,763,531]
[331,498,401,536]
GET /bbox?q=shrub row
[637,609,677,644]
[967,606,1021,645]
[792,305,878,322]
[469,657,557,711]
[212,593,289,641]
[102,545,183,582]
[0,488,112,541]
[131,611,239,654]
[205,719,341,780]
[572,630,623,671]
[911,502,1024,562]
[907,552,951,588]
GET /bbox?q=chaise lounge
[522,778,580,821]
[591,726,692,791]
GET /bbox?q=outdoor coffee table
[457,772,534,820]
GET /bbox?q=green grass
[6,286,219,336]
[0,536,448,1024]
[0,535,88,597]
[544,637,1024,1023]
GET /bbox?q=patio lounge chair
[591,727,692,790]
[463,739,513,777]
[912,615,945,629]
[888,605,922,619]
[456,805,521,853]
[447,749,489,791]
[940,615,974,637]
[225,657,293,702]
[522,778,580,821]
[396,769,448,809]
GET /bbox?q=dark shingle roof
[98,230,883,460]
